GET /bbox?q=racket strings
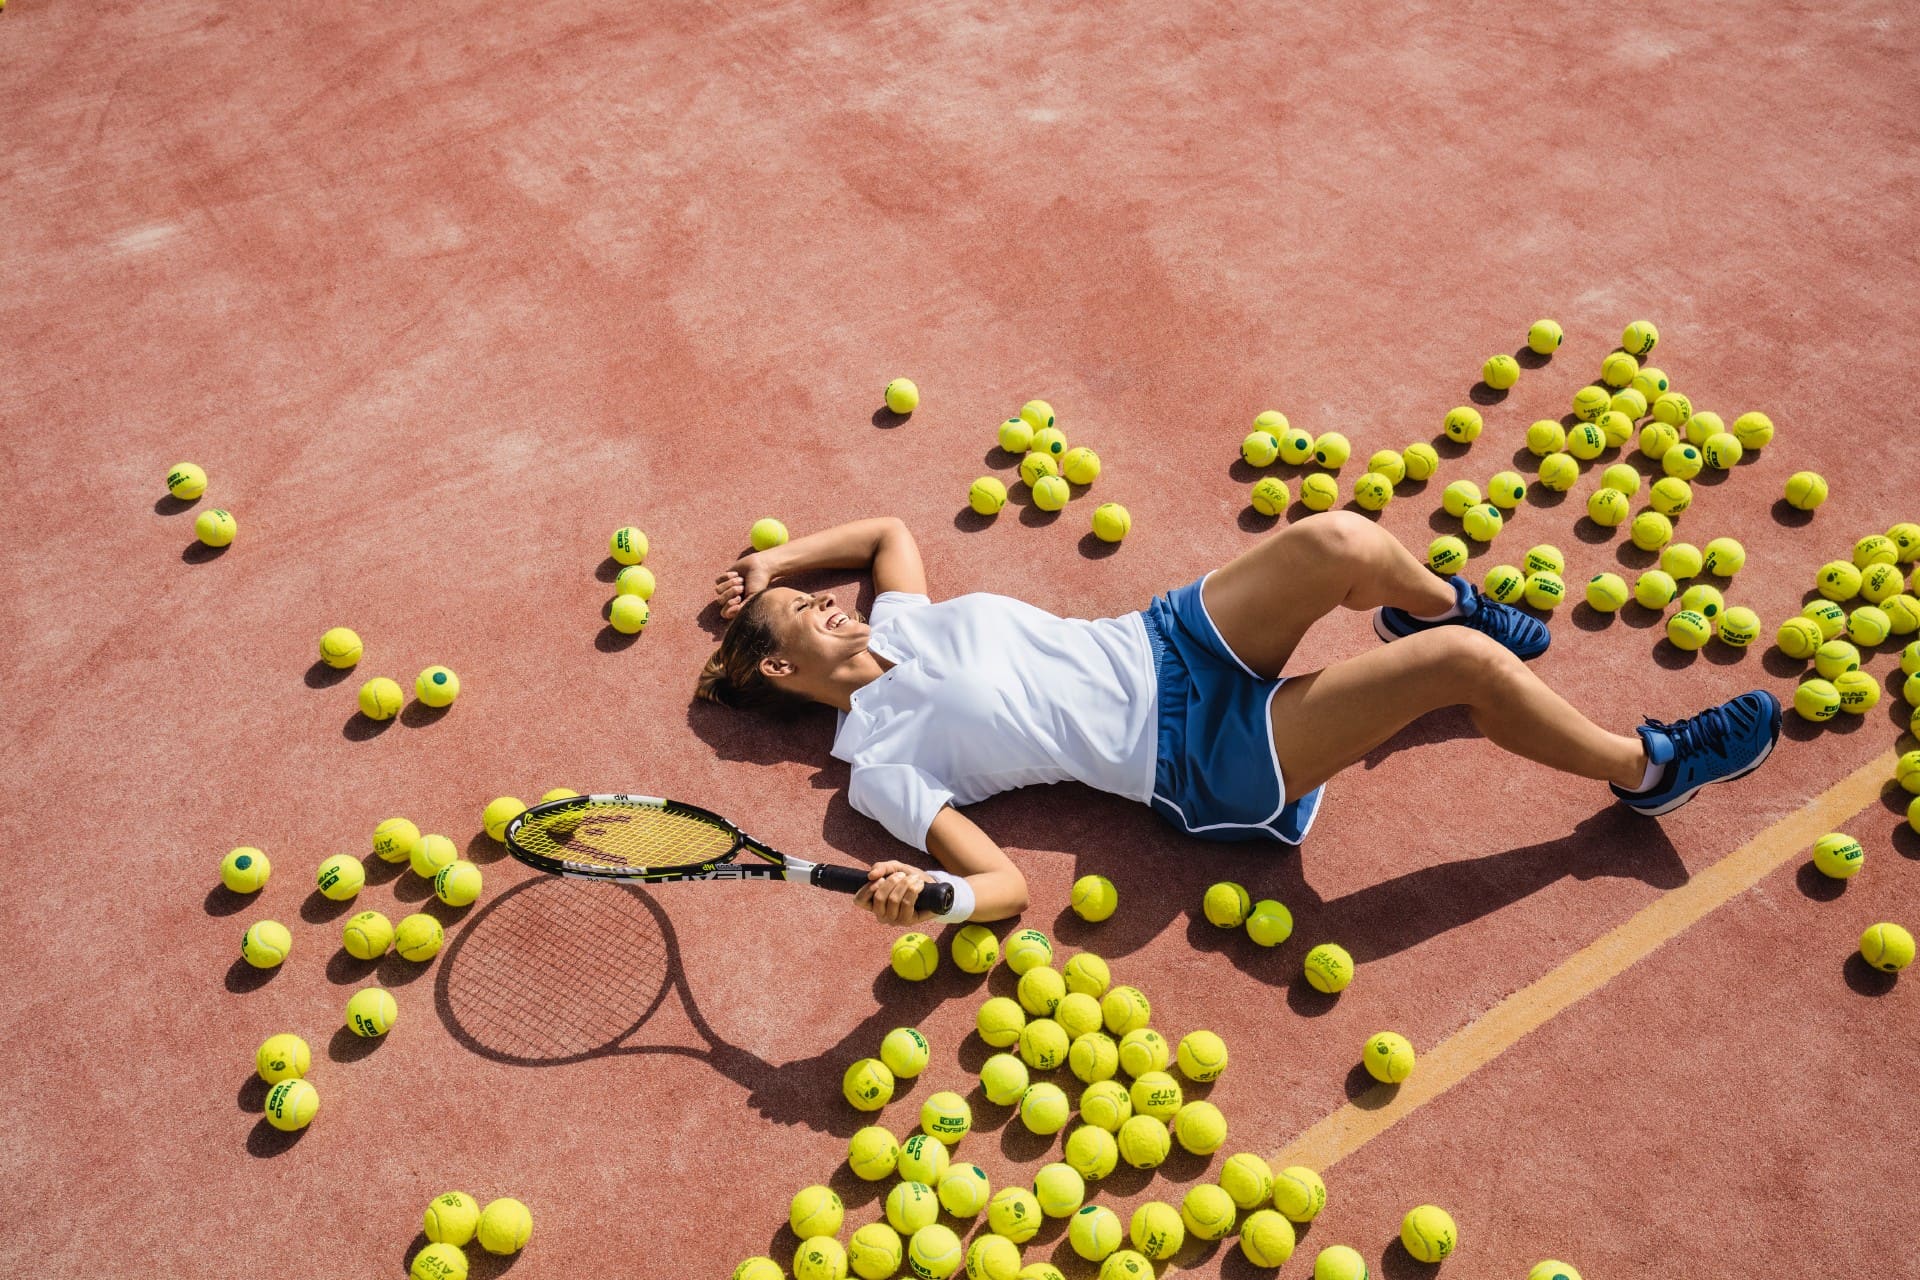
[514,801,737,872]
[443,879,672,1063]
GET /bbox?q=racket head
[505,793,749,880]
[436,876,676,1066]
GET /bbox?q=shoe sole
[1621,700,1785,817]
[1372,607,1548,661]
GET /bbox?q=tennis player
[700,515,1780,925]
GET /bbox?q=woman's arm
[717,517,925,618]
[854,806,1029,926]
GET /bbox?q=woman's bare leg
[1203,511,1456,678]
[1268,627,1648,801]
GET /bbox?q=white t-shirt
[831,591,1159,851]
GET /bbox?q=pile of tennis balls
[165,460,240,548]
[411,1192,534,1279]
[1774,527,1920,726]
[967,400,1131,546]
[606,525,655,635]
[1235,408,1440,519]
[314,625,463,722]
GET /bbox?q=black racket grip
[814,864,956,915]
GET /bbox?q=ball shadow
[1569,603,1614,633]
[1285,979,1343,1019]
[1527,488,1569,511]
[235,1074,270,1112]
[1514,348,1552,370]
[1761,649,1807,678]
[1236,507,1282,534]
[1572,518,1616,546]
[203,885,254,918]
[1651,641,1699,671]
[1618,601,1664,630]
[594,556,623,584]
[325,949,383,986]
[300,890,357,925]
[1077,533,1121,560]
[953,508,999,534]
[245,1118,308,1157]
[225,958,278,993]
[304,661,352,690]
[343,712,393,741]
[1017,504,1064,529]
[1771,499,1816,528]
[1467,383,1508,406]
[1701,642,1749,667]
[464,831,508,865]
[1843,953,1899,997]
[871,407,910,429]
[329,1025,386,1063]
[1342,1063,1396,1111]
[595,625,642,652]
[154,494,199,515]
[181,542,229,564]
[400,701,453,727]
[1379,1240,1440,1279]
[364,856,408,886]
[1614,544,1659,572]
[1794,861,1847,902]
[392,873,437,904]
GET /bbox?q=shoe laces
[1464,601,1523,643]
[1643,704,1735,756]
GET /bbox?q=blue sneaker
[1373,574,1550,660]
[1611,690,1782,816]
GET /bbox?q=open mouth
[825,612,850,631]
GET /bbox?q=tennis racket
[502,792,955,915]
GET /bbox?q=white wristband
[926,870,975,923]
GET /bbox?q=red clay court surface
[5,1,1918,1276]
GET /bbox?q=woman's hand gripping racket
[503,793,956,916]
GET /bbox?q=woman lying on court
[698,515,1781,926]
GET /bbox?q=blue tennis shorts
[1139,572,1325,844]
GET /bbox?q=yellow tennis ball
[1018,452,1059,487]
[1300,942,1354,993]
[1128,1070,1183,1121]
[1647,476,1691,517]
[848,1224,903,1280]
[255,1033,311,1083]
[1070,1205,1124,1261]
[1462,503,1503,542]
[1592,463,1636,498]
[1401,1205,1457,1263]
[1034,1163,1085,1217]
[1896,750,1920,794]
[408,833,456,880]
[1030,428,1068,462]
[1299,473,1339,511]
[891,931,939,980]
[1254,409,1290,435]
[355,676,403,720]
[881,1027,932,1078]
[194,508,237,546]
[394,912,444,962]
[1632,365,1670,402]
[1128,1201,1183,1260]
[976,997,1026,1047]
[1270,1165,1328,1223]
[1666,610,1712,651]
[1427,535,1468,576]
[1064,1122,1119,1180]
[1621,319,1659,355]
[1811,832,1864,879]
[1784,471,1828,510]
[884,378,920,414]
[1630,570,1675,611]
[1849,607,1892,648]
[1071,873,1118,921]
[1117,1027,1169,1077]
[1313,432,1352,468]
[964,1233,1020,1280]
[1680,583,1723,619]
[1612,386,1649,419]
[1661,443,1702,479]
[1586,487,1629,527]
[1363,1031,1415,1083]
[948,924,998,974]
[1100,984,1151,1035]
[1661,542,1704,578]
[1537,452,1579,491]
[920,1090,972,1144]
[1175,1029,1228,1082]
[1202,881,1251,927]
[1907,640,1920,675]
[1909,672,1920,708]
[1629,511,1673,552]
[1794,679,1841,722]
[1079,1080,1133,1132]
[1055,992,1103,1040]
[1442,407,1483,444]
[1570,387,1611,424]
[1018,1081,1071,1135]
[1241,431,1281,467]
[1353,472,1394,511]
[263,1078,319,1131]
[936,1165,989,1217]
[1249,477,1291,516]
[1861,564,1905,604]
[989,1187,1044,1243]
[899,1133,950,1185]
[342,910,394,960]
[996,418,1035,455]
[1175,1189,1236,1243]
[1277,426,1316,465]
[1530,1262,1583,1280]
[1209,1154,1273,1213]
[1527,319,1563,354]
[1484,470,1527,509]
[1727,410,1773,450]
[1063,951,1110,996]
[1240,1210,1297,1266]
[1482,354,1520,389]
[1483,564,1526,604]
[1030,474,1070,511]
[1861,922,1916,972]
[799,1234,851,1280]
[415,666,460,707]
[1680,409,1722,447]
[614,564,656,600]
[1067,1031,1117,1084]
[1804,600,1848,640]
[431,860,481,907]
[848,1125,900,1180]
[609,526,649,565]
[1098,1250,1153,1280]
[1651,391,1692,427]
[1004,928,1053,974]
[1774,616,1822,658]
[1440,479,1482,518]
[1817,560,1862,601]
[1834,669,1880,714]
[318,626,363,669]
[1090,502,1130,543]
[1517,544,1561,576]
[1311,1245,1370,1280]
[842,1058,896,1111]
[1172,1100,1226,1154]
[345,986,398,1036]
[605,593,648,634]
[1698,537,1744,577]
[165,461,208,500]
[372,817,420,863]
[1702,432,1742,470]
[409,1243,467,1280]
[423,1192,481,1246]
[1018,1018,1069,1070]
[1598,350,1639,389]
[1366,449,1407,485]
[1717,607,1760,647]
[887,1182,939,1234]
[1524,420,1567,457]
[1523,572,1566,611]
[1402,441,1440,479]
[242,919,293,968]
[1585,573,1628,612]
[745,517,789,553]
[221,846,270,893]
[1246,898,1293,946]
[1116,1114,1171,1168]
[1019,399,1055,430]
[1887,523,1920,562]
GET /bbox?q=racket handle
[813,864,957,916]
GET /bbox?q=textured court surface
[4,1,1918,1275]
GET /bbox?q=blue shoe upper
[1377,575,1551,660]
[1612,690,1782,815]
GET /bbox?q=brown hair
[695,591,811,715]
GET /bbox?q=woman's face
[756,587,868,680]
